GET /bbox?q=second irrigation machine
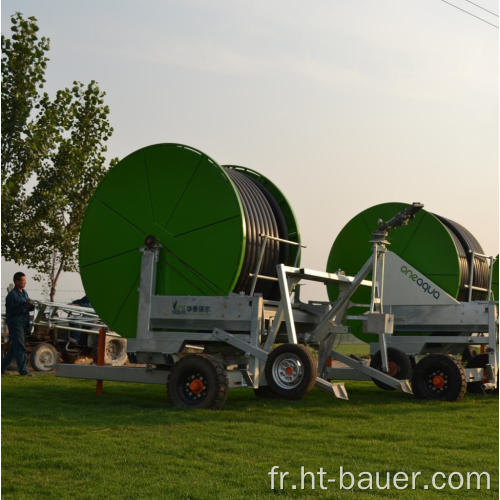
[57,144,499,408]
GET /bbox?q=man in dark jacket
[2,272,35,375]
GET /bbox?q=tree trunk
[49,259,64,302]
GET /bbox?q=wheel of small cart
[167,354,228,409]
[92,336,128,366]
[104,337,128,366]
[31,343,58,372]
[466,353,494,394]
[411,354,466,401]
[265,344,317,399]
[370,348,412,391]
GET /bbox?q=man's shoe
[20,372,32,376]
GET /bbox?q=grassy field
[2,367,498,499]
[334,342,369,357]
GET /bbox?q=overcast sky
[2,0,498,302]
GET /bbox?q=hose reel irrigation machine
[57,143,499,409]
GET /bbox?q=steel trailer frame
[56,234,412,401]
[56,204,498,406]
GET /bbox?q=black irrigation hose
[435,215,489,301]
[225,169,289,299]
[248,176,290,266]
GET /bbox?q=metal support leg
[330,350,412,393]
[136,246,160,342]
[467,251,476,302]
[486,303,498,387]
[317,332,337,378]
[265,303,284,351]
[276,264,298,344]
[370,243,379,313]
[96,327,106,395]
[487,256,494,302]
[212,328,269,361]
[310,256,373,342]
[250,236,268,296]
[379,332,389,373]
[370,242,386,313]
[315,377,349,400]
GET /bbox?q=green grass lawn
[2,371,498,499]
[334,342,370,357]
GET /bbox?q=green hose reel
[326,202,491,343]
[79,143,300,338]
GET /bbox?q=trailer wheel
[370,348,412,391]
[411,354,466,401]
[265,344,317,399]
[92,336,128,366]
[31,343,58,372]
[167,354,228,409]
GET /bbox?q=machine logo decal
[400,266,440,299]
[172,301,211,314]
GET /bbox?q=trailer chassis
[56,203,498,406]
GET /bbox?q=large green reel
[79,144,300,338]
[326,202,479,343]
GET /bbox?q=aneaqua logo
[400,266,440,300]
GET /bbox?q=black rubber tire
[466,353,491,394]
[253,386,282,399]
[30,343,58,372]
[370,348,412,391]
[265,344,317,400]
[411,354,466,401]
[167,354,228,409]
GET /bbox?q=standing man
[2,272,35,375]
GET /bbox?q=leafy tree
[2,12,117,300]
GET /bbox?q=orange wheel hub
[388,361,398,377]
[285,367,293,375]
[432,374,445,389]
[189,378,204,394]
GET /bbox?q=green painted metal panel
[326,202,462,343]
[79,144,245,338]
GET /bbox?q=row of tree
[1,12,117,300]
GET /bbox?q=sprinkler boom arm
[376,202,424,233]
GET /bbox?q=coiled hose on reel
[434,215,490,301]
[225,169,289,298]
